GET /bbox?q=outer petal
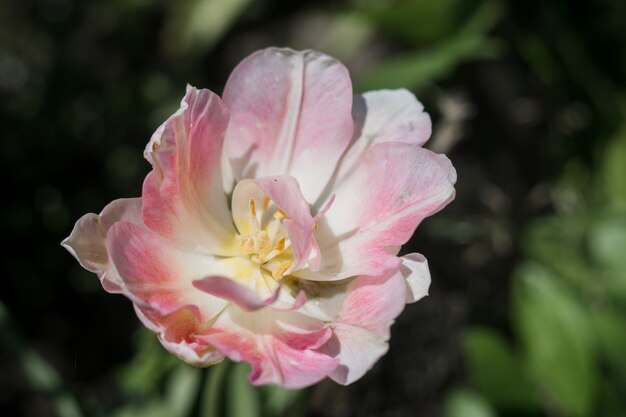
[355,89,431,147]
[61,198,142,292]
[134,304,224,367]
[223,48,353,203]
[322,89,432,203]
[143,86,237,256]
[106,221,230,321]
[200,308,338,389]
[232,176,319,270]
[299,143,456,281]
[322,268,408,385]
[401,253,431,303]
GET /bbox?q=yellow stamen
[272,261,291,280]
[274,236,285,252]
[249,198,256,217]
[262,196,270,210]
[273,210,286,220]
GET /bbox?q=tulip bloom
[63,48,456,388]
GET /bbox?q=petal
[401,253,431,303]
[223,48,353,203]
[299,143,456,281]
[200,307,338,388]
[134,304,224,367]
[193,276,308,312]
[142,86,237,256]
[326,89,431,198]
[324,268,408,385]
[232,176,319,270]
[193,276,280,312]
[61,198,142,292]
[270,290,308,312]
[106,221,230,321]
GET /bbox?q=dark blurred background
[2,0,626,416]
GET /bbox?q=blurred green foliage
[355,0,502,91]
[446,128,626,416]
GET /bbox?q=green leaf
[354,0,502,91]
[162,0,252,56]
[165,365,201,417]
[444,389,496,417]
[261,384,305,417]
[463,327,536,411]
[513,263,599,417]
[200,360,231,417]
[602,126,626,209]
[116,328,178,395]
[226,362,261,417]
[588,214,626,303]
[523,215,590,289]
[590,307,626,376]
[355,0,461,43]
[112,400,169,417]
[355,0,501,45]
[589,214,626,271]
[355,34,500,91]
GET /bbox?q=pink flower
[62,48,456,388]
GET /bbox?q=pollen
[249,198,257,217]
[272,261,291,280]
[237,195,295,276]
[274,236,285,252]
[273,210,286,220]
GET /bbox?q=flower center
[235,197,293,280]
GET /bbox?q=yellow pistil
[237,230,271,259]
[256,239,273,262]
[236,195,297,283]
[238,236,255,256]
[272,261,291,281]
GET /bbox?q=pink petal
[200,308,338,388]
[299,143,456,281]
[106,221,229,320]
[142,86,237,256]
[324,268,408,385]
[400,253,431,303]
[193,276,280,312]
[194,276,308,312]
[269,290,308,312]
[223,48,353,203]
[232,176,319,270]
[61,198,142,292]
[134,304,224,367]
[328,89,432,194]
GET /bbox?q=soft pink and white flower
[62,48,456,388]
